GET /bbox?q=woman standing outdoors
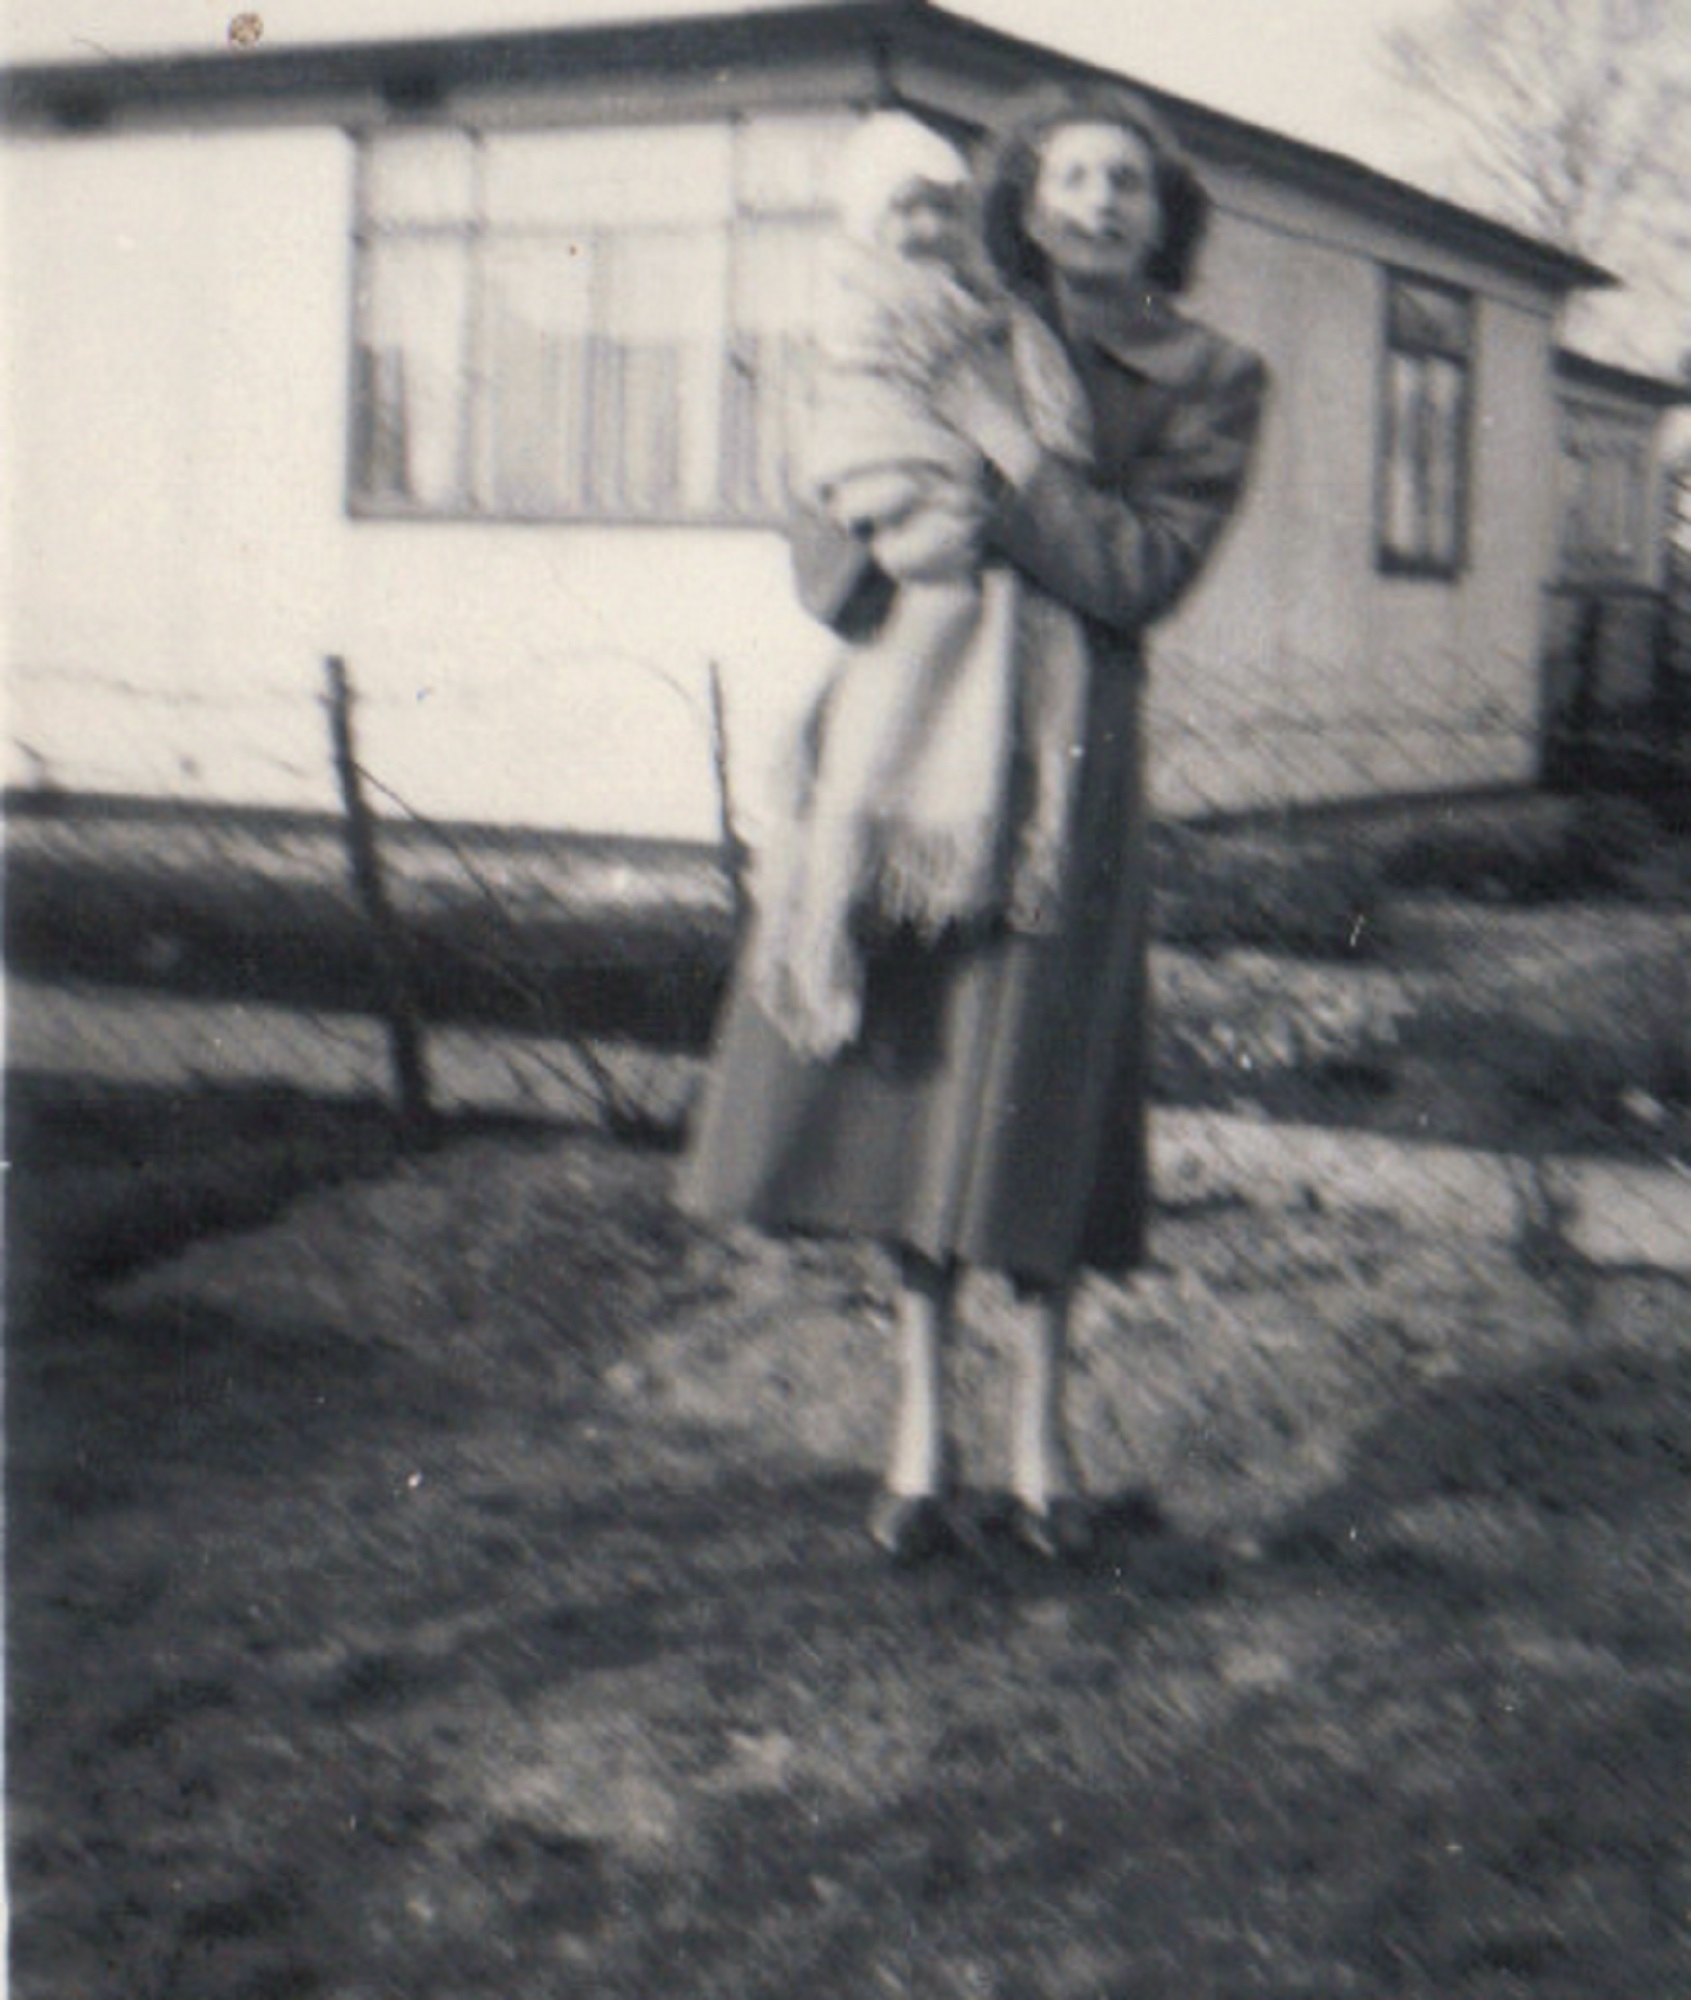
[679,83,1268,1564]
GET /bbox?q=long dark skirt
[677,665,1150,1286]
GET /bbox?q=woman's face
[1025,121,1161,290]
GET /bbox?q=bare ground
[8,1118,1691,1999]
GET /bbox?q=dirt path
[9,1127,1691,1998]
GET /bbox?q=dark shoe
[868,1490,955,1566]
[1005,1496,1095,1565]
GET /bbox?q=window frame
[345,109,852,529]
[346,127,488,522]
[1374,266,1476,582]
[1559,401,1651,580]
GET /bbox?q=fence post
[707,658,751,938]
[323,656,433,1138]
[1667,457,1691,809]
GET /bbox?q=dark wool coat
[678,302,1267,1285]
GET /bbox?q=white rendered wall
[5,116,1566,837]
[3,125,834,840]
[1148,170,1561,814]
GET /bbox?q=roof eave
[903,2,1614,295]
[0,1,915,125]
[1555,347,1691,409]
[0,0,1614,295]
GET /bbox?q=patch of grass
[1374,794,1670,904]
[1153,824,1389,959]
[1154,794,1691,961]
[1405,934,1691,1145]
[3,1074,559,1304]
[1153,950,1417,1106]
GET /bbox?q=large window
[350,112,853,522]
[1377,272,1474,577]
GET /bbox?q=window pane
[1384,352,1421,560]
[484,242,595,513]
[1620,448,1642,554]
[590,228,730,514]
[1384,351,1464,568]
[1389,278,1470,358]
[1561,440,1593,564]
[362,130,477,226]
[1598,444,1643,557]
[724,216,828,514]
[737,111,860,214]
[485,124,732,229]
[1421,357,1464,567]
[1594,449,1622,553]
[355,237,471,507]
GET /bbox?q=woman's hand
[935,361,1043,488]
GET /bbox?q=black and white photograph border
[5,3,1691,1996]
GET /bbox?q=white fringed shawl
[751,298,1097,1060]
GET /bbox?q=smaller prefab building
[1554,350,1688,593]
[1,0,1615,840]
[1543,349,1691,787]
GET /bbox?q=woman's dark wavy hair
[977,82,1210,300]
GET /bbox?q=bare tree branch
[1384,0,1691,365]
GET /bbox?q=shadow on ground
[8,1129,1690,2000]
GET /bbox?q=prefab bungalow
[1,0,1620,841]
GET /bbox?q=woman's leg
[1004,1278,1093,1560]
[884,1248,959,1498]
[869,1249,962,1561]
[1008,1279,1081,1510]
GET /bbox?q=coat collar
[1052,286,1209,387]
[1089,314,1211,388]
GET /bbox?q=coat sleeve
[987,335,1268,636]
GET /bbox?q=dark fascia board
[1554,347,1691,409]
[0,1,908,124]
[0,0,1613,295]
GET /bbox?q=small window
[1560,421,1648,579]
[1377,271,1474,577]
[350,112,853,523]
